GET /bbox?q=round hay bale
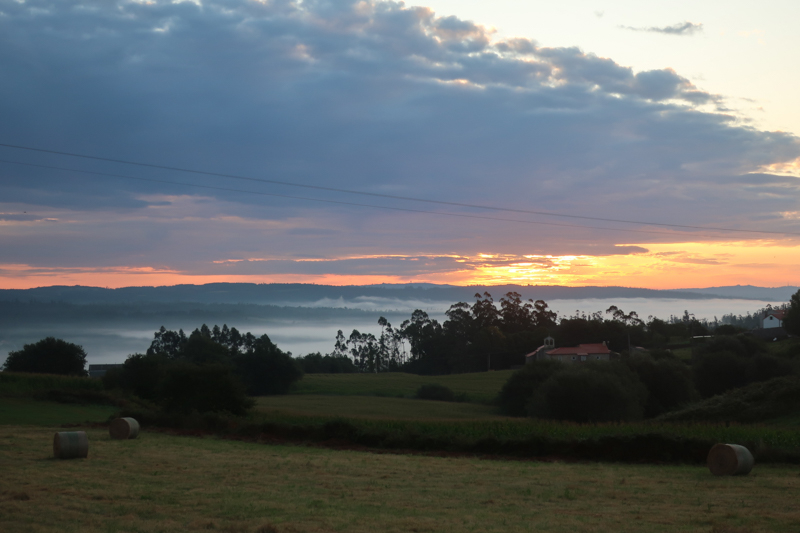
[53,431,89,459]
[707,443,754,476]
[109,417,140,440]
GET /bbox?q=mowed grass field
[3,374,800,531]
[3,425,800,532]
[292,371,514,404]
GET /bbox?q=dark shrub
[784,290,800,336]
[527,362,648,422]
[415,383,455,402]
[233,345,303,396]
[161,362,253,415]
[699,335,764,359]
[109,353,169,401]
[497,360,564,416]
[649,349,677,361]
[2,337,88,376]
[624,356,697,417]
[694,351,750,398]
[749,355,795,383]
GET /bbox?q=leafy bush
[415,383,456,402]
[496,360,564,416]
[527,362,648,422]
[693,351,750,398]
[784,289,800,336]
[234,348,303,396]
[699,335,764,359]
[2,337,88,376]
[161,362,253,415]
[104,353,168,401]
[693,348,795,399]
[750,355,795,383]
[107,352,256,414]
[624,356,697,417]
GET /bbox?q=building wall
[763,315,783,329]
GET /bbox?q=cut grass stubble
[2,426,800,532]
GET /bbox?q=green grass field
[0,397,117,427]
[0,372,104,396]
[257,395,502,420]
[2,425,800,532]
[292,371,514,404]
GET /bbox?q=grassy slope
[0,372,117,427]
[659,376,800,425]
[0,372,103,395]
[0,397,116,426]
[2,426,800,533]
[292,370,514,404]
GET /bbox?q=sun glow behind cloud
[1,240,798,289]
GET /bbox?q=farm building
[763,309,786,329]
[88,363,123,378]
[525,337,618,364]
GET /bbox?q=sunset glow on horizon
[1,239,797,290]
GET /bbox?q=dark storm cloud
[621,22,704,36]
[0,0,798,276]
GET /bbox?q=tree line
[323,289,800,376]
[324,291,715,375]
[2,324,305,416]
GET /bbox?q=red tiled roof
[765,310,786,320]
[546,343,611,356]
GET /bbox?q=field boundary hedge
[118,407,800,465]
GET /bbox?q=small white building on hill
[763,309,786,329]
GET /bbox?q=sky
[1,0,799,290]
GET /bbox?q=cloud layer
[621,21,704,36]
[0,0,798,286]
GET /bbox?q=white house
[763,309,786,329]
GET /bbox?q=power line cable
[0,142,797,237]
[0,158,716,237]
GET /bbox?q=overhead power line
[0,158,699,236]
[0,142,797,237]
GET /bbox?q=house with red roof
[525,337,618,364]
[763,309,786,329]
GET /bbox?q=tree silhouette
[3,337,88,376]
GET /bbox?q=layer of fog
[0,298,781,366]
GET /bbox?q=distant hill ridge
[0,283,795,305]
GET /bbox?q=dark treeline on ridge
[2,282,797,306]
[0,300,386,324]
